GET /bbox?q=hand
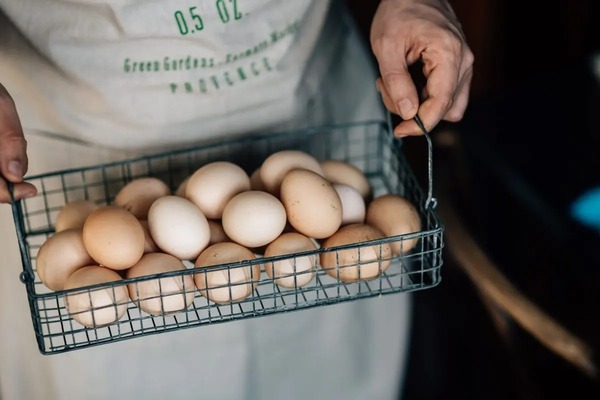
[0,83,36,203]
[370,0,474,137]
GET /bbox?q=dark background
[346,1,600,399]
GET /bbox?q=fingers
[380,71,419,121]
[376,53,420,121]
[444,65,473,122]
[393,45,474,137]
[375,78,396,114]
[0,83,36,203]
[0,178,37,203]
[0,84,28,180]
[393,47,460,136]
[371,0,475,138]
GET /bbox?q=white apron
[0,1,412,399]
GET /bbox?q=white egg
[147,195,211,261]
[333,183,366,225]
[222,190,287,248]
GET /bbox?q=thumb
[0,83,28,183]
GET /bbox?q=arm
[370,0,474,137]
[0,83,36,203]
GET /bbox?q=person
[0,0,473,399]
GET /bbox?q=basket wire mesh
[9,119,444,354]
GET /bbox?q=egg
[221,190,287,248]
[365,194,422,254]
[260,150,323,196]
[264,232,317,288]
[147,195,211,260]
[208,219,230,245]
[185,161,251,219]
[126,253,196,315]
[320,223,392,282]
[82,206,146,270]
[113,177,171,219]
[64,265,129,327]
[280,169,342,239]
[36,228,94,291]
[320,159,372,201]
[249,168,266,191]
[54,200,99,232]
[194,242,261,304]
[333,183,366,225]
[175,176,190,197]
[139,220,160,253]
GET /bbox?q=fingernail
[7,160,22,178]
[22,190,36,199]
[397,99,414,119]
[394,129,409,138]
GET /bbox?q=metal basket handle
[386,112,437,211]
[6,181,36,284]
[413,114,437,211]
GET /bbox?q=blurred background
[347,1,600,399]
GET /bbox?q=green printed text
[169,56,273,94]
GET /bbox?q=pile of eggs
[36,150,421,328]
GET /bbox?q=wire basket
[9,119,444,354]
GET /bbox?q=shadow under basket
[10,119,444,355]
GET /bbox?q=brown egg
[55,200,99,232]
[36,228,94,291]
[320,223,392,282]
[82,206,146,270]
[249,168,266,191]
[207,219,230,245]
[248,245,267,257]
[126,253,196,315]
[365,194,422,255]
[280,169,342,239]
[185,161,251,219]
[320,159,372,201]
[175,176,190,197]
[139,220,160,253]
[113,177,170,219]
[64,265,129,327]
[264,232,317,288]
[194,242,261,304]
[260,150,323,196]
